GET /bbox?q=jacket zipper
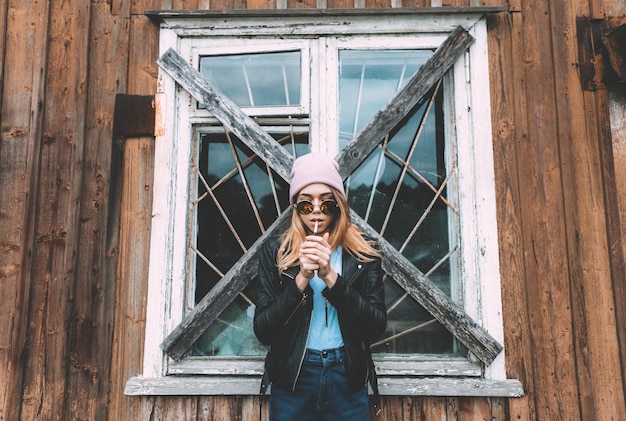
[285,291,307,326]
[280,267,312,391]
[281,269,303,326]
[292,305,313,392]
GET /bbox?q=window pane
[338,49,432,149]
[200,51,301,107]
[371,279,452,354]
[190,127,309,356]
[340,50,459,355]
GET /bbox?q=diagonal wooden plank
[351,211,502,365]
[336,25,474,178]
[157,48,294,182]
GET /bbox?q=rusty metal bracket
[603,22,626,83]
[577,17,626,90]
[112,94,156,138]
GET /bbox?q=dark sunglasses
[294,200,339,215]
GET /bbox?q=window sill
[165,355,483,377]
[125,375,523,397]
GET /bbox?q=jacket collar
[342,250,360,277]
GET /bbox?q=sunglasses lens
[319,200,337,215]
[296,201,314,215]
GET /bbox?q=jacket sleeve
[323,255,386,343]
[253,239,307,346]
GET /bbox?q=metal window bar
[363,136,390,222]
[399,165,454,254]
[189,126,308,317]
[195,167,247,252]
[215,315,254,334]
[265,128,305,216]
[397,62,408,91]
[224,129,266,233]
[385,147,456,212]
[376,160,457,345]
[192,245,254,306]
[379,81,441,236]
[352,63,367,137]
[266,159,282,216]
[371,318,438,348]
[282,63,291,105]
[288,126,298,158]
[386,245,458,315]
[242,64,255,106]
[379,242,457,345]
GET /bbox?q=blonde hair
[277,186,380,274]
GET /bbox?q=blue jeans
[269,347,370,421]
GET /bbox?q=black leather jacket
[253,235,386,397]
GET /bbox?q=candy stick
[314,221,318,235]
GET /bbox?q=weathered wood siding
[1,0,625,420]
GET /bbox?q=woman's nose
[311,201,326,212]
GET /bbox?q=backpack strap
[365,344,382,416]
[260,353,271,396]
[369,363,382,415]
[259,356,271,421]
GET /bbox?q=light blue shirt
[307,246,344,350]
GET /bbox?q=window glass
[199,51,301,107]
[338,49,432,149]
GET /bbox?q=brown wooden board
[486,8,535,411]
[0,0,50,419]
[552,0,626,418]
[585,87,626,417]
[65,2,132,420]
[605,88,626,410]
[107,10,160,421]
[514,1,582,419]
[18,0,92,419]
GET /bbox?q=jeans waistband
[305,346,346,363]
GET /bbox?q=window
[126,8,522,397]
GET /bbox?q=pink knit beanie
[289,153,345,204]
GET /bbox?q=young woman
[254,153,387,420]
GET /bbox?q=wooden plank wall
[0,0,625,420]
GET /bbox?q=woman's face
[293,183,338,235]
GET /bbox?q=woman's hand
[296,253,317,290]
[299,233,337,288]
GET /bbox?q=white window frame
[125,8,523,397]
